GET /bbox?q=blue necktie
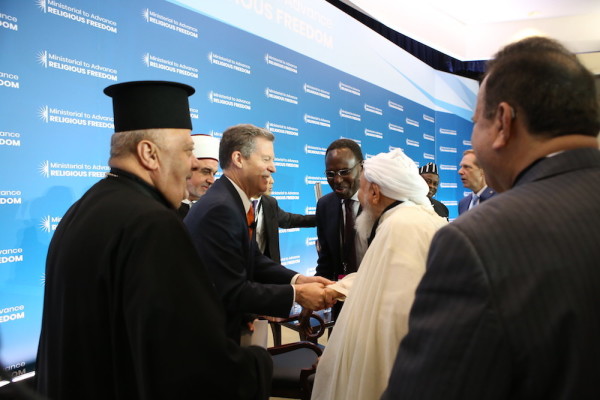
[469,193,479,209]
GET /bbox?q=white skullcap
[191,134,219,161]
[363,149,430,206]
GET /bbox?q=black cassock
[36,168,271,400]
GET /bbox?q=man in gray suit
[383,36,600,399]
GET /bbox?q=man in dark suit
[457,149,496,214]
[254,176,316,264]
[185,124,333,342]
[315,139,365,282]
[36,81,272,400]
[383,37,600,399]
[419,162,449,219]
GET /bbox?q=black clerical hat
[104,81,195,133]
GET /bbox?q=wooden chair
[265,313,326,400]
[264,310,334,346]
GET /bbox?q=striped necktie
[469,193,480,209]
[246,205,255,241]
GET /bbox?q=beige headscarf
[363,149,430,206]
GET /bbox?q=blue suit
[458,186,496,215]
[185,177,297,341]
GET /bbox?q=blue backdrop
[0,0,477,376]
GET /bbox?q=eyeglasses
[324,162,362,179]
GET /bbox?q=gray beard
[355,205,377,244]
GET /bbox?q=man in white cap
[311,149,447,400]
[178,134,220,218]
[36,81,272,400]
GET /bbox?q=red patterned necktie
[246,205,255,241]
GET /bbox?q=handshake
[293,275,346,311]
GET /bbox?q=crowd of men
[34,35,600,400]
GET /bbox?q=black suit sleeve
[314,195,337,280]
[382,224,511,400]
[276,204,316,228]
[124,212,273,400]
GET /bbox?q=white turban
[191,134,219,161]
[363,149,430,206]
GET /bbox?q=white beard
[355,205,377,244]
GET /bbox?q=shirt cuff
[291,274,300,285]
[290,274,300,303]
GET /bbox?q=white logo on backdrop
[208,52,251,74]
[339,82,360,96]
[39,160,50,178]
[406,118,419,127]
[37,51,48,67]
[440,164,458,171]
[339,109,361,121]
[440,128,457,135]
[37,50,118,80]
[0,13,18,31]
[37,0,117,33]
[304,176,328,185]
[265,122,298,136]
[364,129,382,139]
[38,105,113,128]
[303,84,330,99]
[264,54,297,73]
[303,114,330,127]
[364,104,382,115]
[39,215,61,232]
[142,53,198,78]
[305,237,318,247]
[388,100,404,111]
[208,91,251,110]
[142,8,198,38]
[265,88,298,104]
[40,215,51,232]
[440,146,457,153]
[36,0,47,13]
[304,145,326,155]
[0,72,19,89]
[388,123,404,133]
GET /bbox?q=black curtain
[325,0,486,80]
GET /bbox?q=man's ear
[137,140,160,170]
[230,150,244,169]
[492,102,515,150]
[371,182,381,205]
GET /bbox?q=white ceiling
[340,0,600,73]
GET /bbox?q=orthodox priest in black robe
[35,81,272,400]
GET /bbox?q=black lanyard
[367,200,403,246]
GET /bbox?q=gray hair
[109,129,165,160]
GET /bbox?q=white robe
[312,201,447,400]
